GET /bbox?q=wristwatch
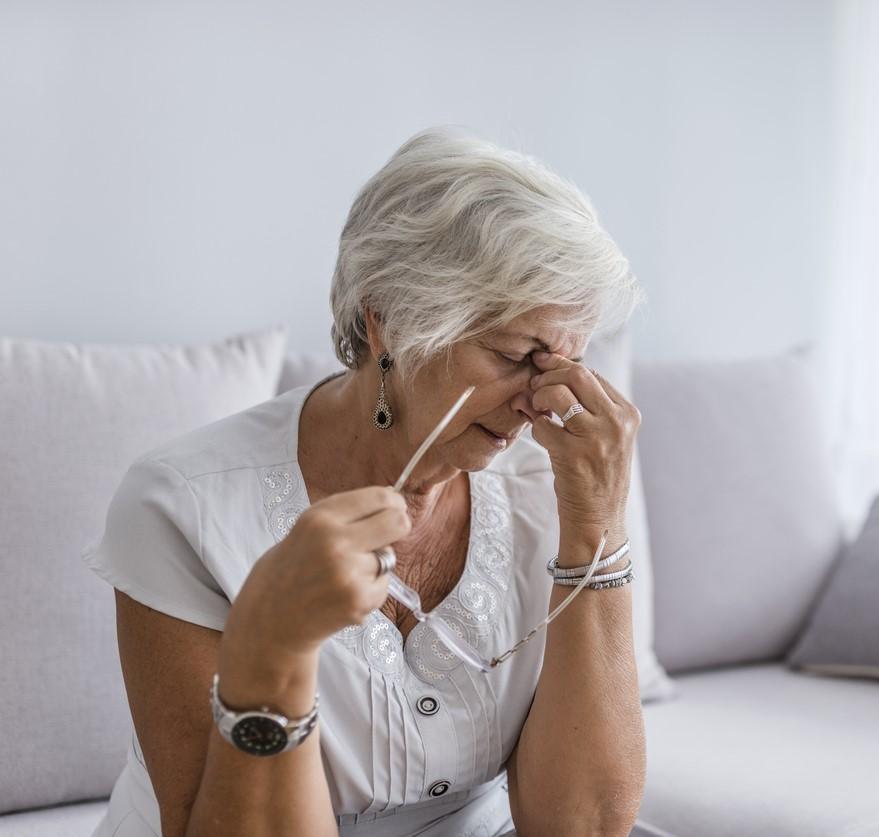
[210,673,320,756]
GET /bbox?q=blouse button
[416,695,440,716]
[428,780,451,797]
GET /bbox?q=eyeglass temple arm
[490,528,609,666]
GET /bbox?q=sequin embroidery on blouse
[259,466,308,540]
[405,469,513,684]
[257,463,407,680]
[256,464,513,684]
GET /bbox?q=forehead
[492,306,590,357]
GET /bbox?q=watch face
[231,716,288,756]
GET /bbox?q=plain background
[0,0,835,360]
[5,0,865,524]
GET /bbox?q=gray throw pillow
[787,494,879,679]
[633,344,847,674]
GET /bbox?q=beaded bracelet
[584,558,633,582]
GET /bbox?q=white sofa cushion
[0,801,107,837]
[0,326,287,815]
[636,664,879,836]
[633,345,847,673]
[277,325,677,704]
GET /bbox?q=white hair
[329,125,646,385]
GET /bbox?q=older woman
[85,126,647,836]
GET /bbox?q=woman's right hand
[220,485,412,682]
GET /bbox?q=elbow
[594,795,645,837]
[514,803,642,837]
[508,735,647,836]
[511,786,644,837]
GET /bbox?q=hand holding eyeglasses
[222,483,413,681]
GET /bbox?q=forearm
[184,646,338,837]
[509,529,647,836]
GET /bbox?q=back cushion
[277,326,678,704]
[0,326,287,814]
[633,344,846,674]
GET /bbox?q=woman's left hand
[528,350,641,548]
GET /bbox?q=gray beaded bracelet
[583,558,633,582]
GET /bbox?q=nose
[510,385,552,424]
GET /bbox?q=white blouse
[82,371,562,837]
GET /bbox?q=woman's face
[401,305,589,473]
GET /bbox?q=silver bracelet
[553,568,635,589]
[549,558,634,585]
[546,539,631,579]
[583,558,633,582]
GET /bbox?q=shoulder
[133,386,309,482]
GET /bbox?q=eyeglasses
[377,386,611,673]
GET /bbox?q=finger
[529,411,570,450]
[531,350,573,372]
[314,485,406,524]
[531,383,595,430]
[531,364,616,413]
[369,572,391,607]
[346,504,412,552]
[586,367,630,409]
[343,552,393,609]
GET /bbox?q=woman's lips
[476,424,518,446]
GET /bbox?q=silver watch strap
[210,672,320,754]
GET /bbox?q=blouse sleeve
[81,456,231,631]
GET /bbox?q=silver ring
[374,545,397,578]
[560,402,585,424]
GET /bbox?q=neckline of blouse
[272,374,514,681]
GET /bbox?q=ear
[362,303,387,361]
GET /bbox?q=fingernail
[530,374,541,387]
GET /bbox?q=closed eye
[495,351,529,365]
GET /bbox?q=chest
[380,508,471,643]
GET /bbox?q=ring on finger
[561,402,586,425]
[374,545,397,578]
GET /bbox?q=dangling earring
[373,352,394,430]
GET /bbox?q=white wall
[1,0,836,365]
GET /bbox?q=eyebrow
[501,332,584,364]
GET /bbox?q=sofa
[1,324,876,837]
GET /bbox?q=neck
[299,370,462,530]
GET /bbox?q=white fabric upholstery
[636,664,879,837]
[0,801,107,837]
[633,345,846,673]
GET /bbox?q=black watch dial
[231,716,288,756]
